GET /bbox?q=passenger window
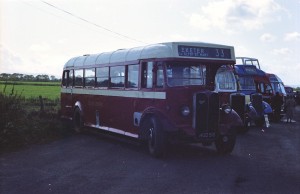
[96,67,109,87]
[128,64,139,88]
[85,68,95,87]
[74,69,83,87]
[110,66,125,88]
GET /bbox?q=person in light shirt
[285,95,296,123]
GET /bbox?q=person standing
[296,91,300,105]
[272,92,283,122]
[285,95,296,123]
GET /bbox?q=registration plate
[198,132,216,139]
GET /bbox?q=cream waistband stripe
[61,88,166,99]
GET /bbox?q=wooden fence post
[39,95,44,113]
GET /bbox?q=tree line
[0,73,61,82]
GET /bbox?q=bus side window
[127,64,139,88]
[74,69,83,87]
[85,68,96,87]
[110,66,125,88]
[96,67,109,88]
[142,62,153,89]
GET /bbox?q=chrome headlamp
[181,106,190,116]
[222,104,232,114]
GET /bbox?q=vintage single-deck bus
[61,42,242,157]
[235,57,286,122]
[266,73,287,96]
[266,73,287,120]
[234,63,272,127]
[215,65,254,132]
[234,57,272,126]
[214,59,271,131]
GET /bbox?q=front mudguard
[249,101,272,118]
[139,107,175,141]
[219,109,243,135]
[262,101,272,114]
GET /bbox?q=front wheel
[141,116,166,158]
[215,128,236,154]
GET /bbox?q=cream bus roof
[64,42,235,69]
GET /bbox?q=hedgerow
[0,84,72,153]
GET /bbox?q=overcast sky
[0,0,299,86]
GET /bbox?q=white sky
[0,0,299,86]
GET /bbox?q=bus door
[136,61,155,110]
[61,70,74,119]
[133,61,164,127]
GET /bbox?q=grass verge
[0,82,60,100]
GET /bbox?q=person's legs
[275,108,281,122]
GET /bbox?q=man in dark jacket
[272,92,283,122]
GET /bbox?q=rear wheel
[215,128,236,154]
[142,116,166,158]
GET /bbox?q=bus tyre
[215,128,236,154]
[73,108,83,133]
[144,116,166,158]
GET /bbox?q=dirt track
[1,106,300,194]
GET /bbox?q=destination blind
[178,45,232,59]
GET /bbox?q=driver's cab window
[142,62,153,89]
[62,71,68,87]
[156,64,164,88]
[265,84,273,94]
[215,66,236,92]
[62,70,73,87]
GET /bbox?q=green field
[0,81,60,100]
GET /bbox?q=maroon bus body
[61,60,238,136]
[61,42,242,157]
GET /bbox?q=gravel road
[1,107,300,194]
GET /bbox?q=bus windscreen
[166,63,206,87]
